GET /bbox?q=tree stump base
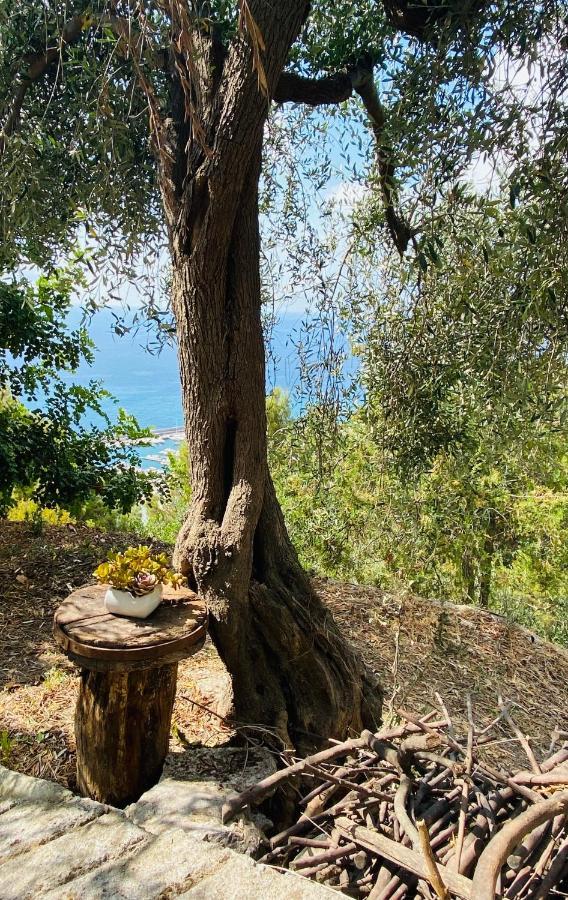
[53,584,207,807]
[75,663,178,806]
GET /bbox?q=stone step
[40,829,232,899]
[126,747,277,852]
[0,795,107,862]
[126,776,267,852]
[0,766,74,804]
[0,812,149,900]
[40,829,335,900]
[176,842,340,899]
[0,764,334,900]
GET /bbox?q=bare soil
[0,521,566,788]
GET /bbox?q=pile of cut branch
[223,699,568,899]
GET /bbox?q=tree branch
[0,16,86,156]
[274,64,413,255]
[352,65,414,255]
[274,71,353,106]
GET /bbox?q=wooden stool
[53,584,207,807]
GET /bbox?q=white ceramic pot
[104,584,163,619]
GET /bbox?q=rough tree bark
[157,4,381,752]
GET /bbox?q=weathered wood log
[292,840,358,871]
[75,663,178,806]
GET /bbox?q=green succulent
[94,545,186,596]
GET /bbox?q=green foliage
[0,1,160,271]
[270,406,568,644]
[354,185,568,474]
[0,266,155,516]
[132,395,567,645]
[115,442,191,544]
[93,545,185,594]
[0,730,12,763]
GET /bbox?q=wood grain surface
[53,584,207,671]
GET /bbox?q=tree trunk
[461,551,476,604]
[75,664,178,806]
[170,143,380,752]
[479,510,496,609]
[158,5,381,754]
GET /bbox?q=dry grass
[0,522,230,789]
[0,522,566,790]
[319,579,568,770]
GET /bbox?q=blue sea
[68,306,350,468]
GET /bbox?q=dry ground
[0,521,566,789]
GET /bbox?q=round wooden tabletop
[53,584,208,672]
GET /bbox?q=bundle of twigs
[222,698,568,899]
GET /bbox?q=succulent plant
[94,545,186,596]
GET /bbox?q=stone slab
[41,830,335,900]
[40,829,233,900]
[176,840,339,900]
[0,796,107,862]
[0,765,73,803]
[126,777,235,843]
[0,812,149,900]
[128,748,277,851]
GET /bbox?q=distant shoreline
[153,426,185,440]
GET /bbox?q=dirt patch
[0,522,566,787]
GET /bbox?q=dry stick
[454,695,475,874]
[434,692,458,744]
[503,864,532,898]
[541,744,568,771]
[292,860,329,879]
[503,778,542,805]
[532,833,568,900]
[221,734,368,823]
[370,866,396,899]
[431,821,459,852]
[498,695,542,775]
[514,771,568,786]
[303,763,392,802]
[269,785,364,849]
[417,818,450,900]
[394,774,420,847]
[335,817,473,899]
[292,840,358,871]
[397,709,465,756]
[377,881,409,900]
[509,831,560,899]
[415,762,452,808]
[300,752,381,807]
[300,718,446,818]
[410,713,521,812]
[443,796,504,873]
[268,811,329,851]
[470,790,568,900]
[400,710,542,806]
[507,819,551,872]
[288,836,332,850]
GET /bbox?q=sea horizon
[68,306,352,468]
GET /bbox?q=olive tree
[2,0,563,749]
